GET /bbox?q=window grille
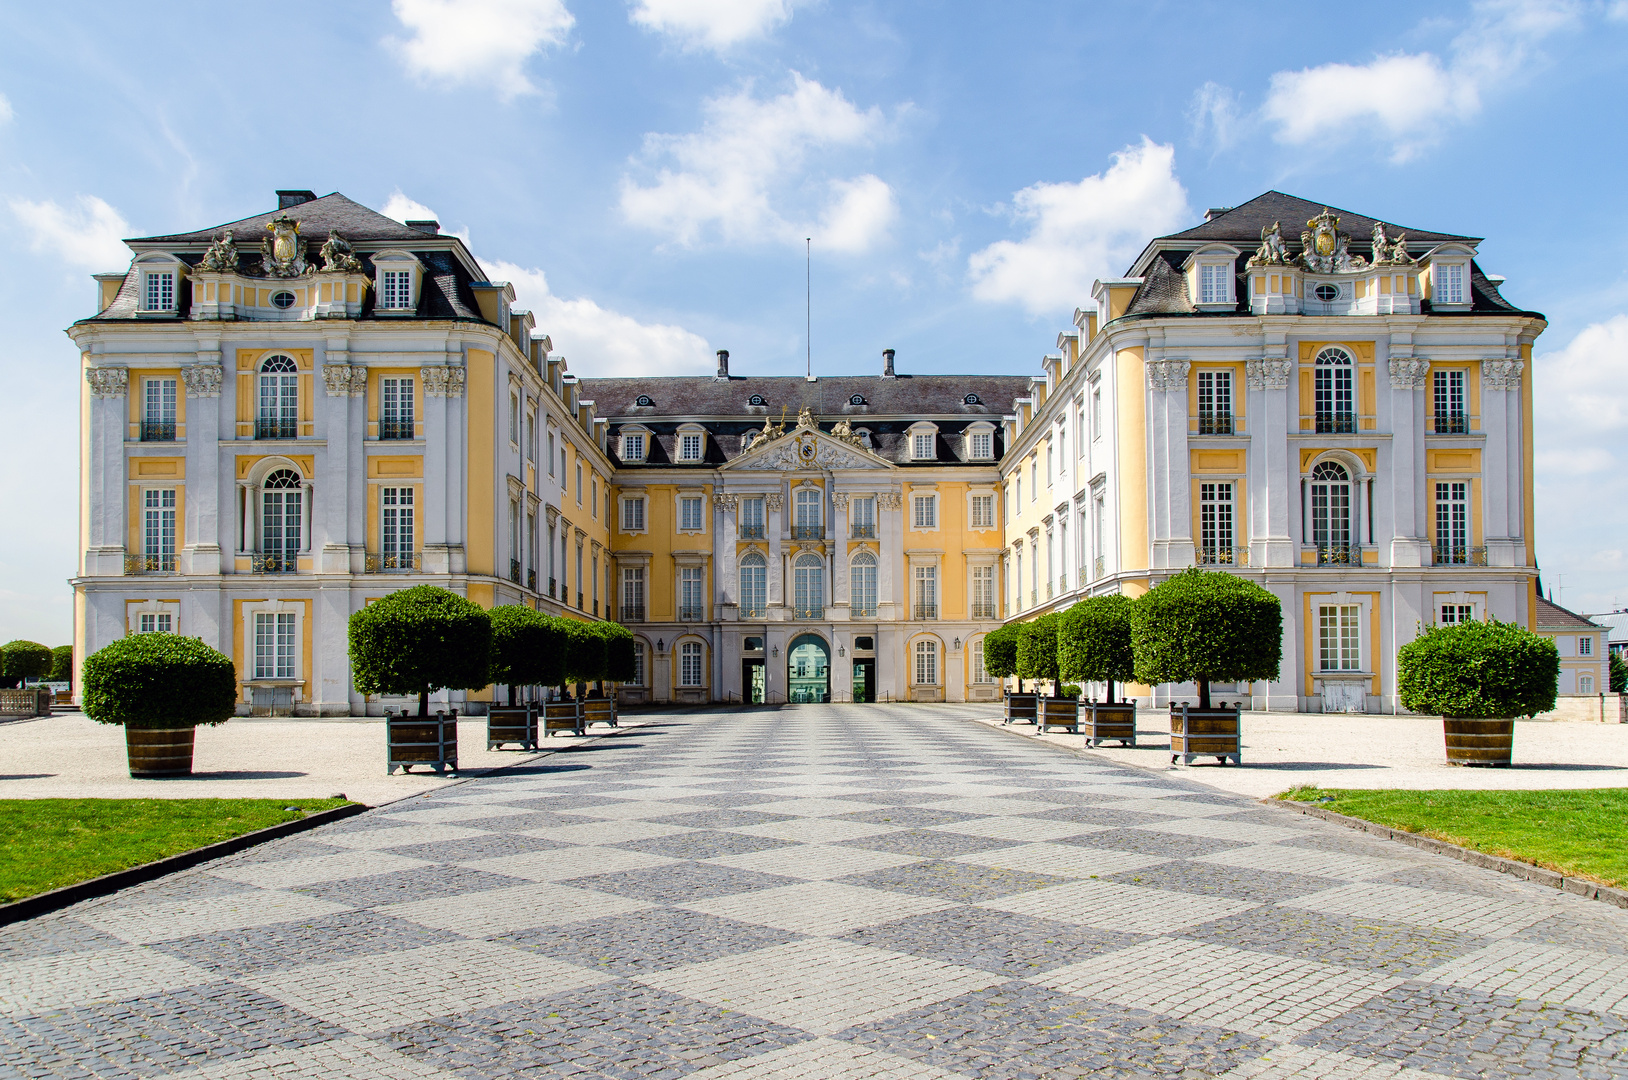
[915,639,938,685]
[1199,263,1228,304]
[1318,604,1361,672]
[622,433,644,461]
[972,565,995,619]
[621,567,645,621]
[1199,482,1234,563]
[1314,348,1355,433]
[1440,604,1474,625]
[1433,370,1466,432]
[912,432,934,459]
[138,613,173,633]
[380,377,414,439]
[1437,263,1464,304]
[912,495,936,529]
[680,566,705,621]
[739,553,767,617]
[680,642,703,686]
[261,469,303,566]
[1434,482,1468,563]
[849,552,877,616]
[257,356,299,439]
[971,431,992,459]
[144,272,174,311]
[680,496,704,531]
[632,641,646,685]
[622,497,645,532]
[740,497,765,537]
[143,489,176,571]
[1197,370,1232,434]
[971,494,994,529]
[254,612,296,679]
[1310,462,1352,555]
[381,270,412,309]
[913,565,937,620]
[680,433,703,461]
[382,487,414,566]
[793,553,823,618]
[971,638,989,683]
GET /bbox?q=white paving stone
[707,843,924,881]
[319,823,490,851]
[76,890,352,944]
[0,945,215,1018]
[1214,1045,1459,1080]
[165,1034,463,1080]
[457,845,676,882]
[744,797,889,818]
[1194,844,1412,881]
[378,881,654,936]
[683,880,953,936]
[955,841,1170,878]
[927,816,1104,843]
[519,819,694,846]
[1280,882,1559,938]
[731,817,904,844]
[680,1036,974,1080]
[1135,817,1311,845]
[553,800,711,821]
[1421,939,1628,1014]
[980,879,1258,934]
[209,850,431,889]
[381,803,540,825]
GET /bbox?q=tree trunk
[507,683,517,707]
[1197,678,1211,710]
[1106,677,1115,704]
[417,688,429,717]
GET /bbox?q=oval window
[635,394,654,407]
[849,394,866,406]
[749,394,766,406]
[1314,284,1340,302]
[964,393,981,405]
[271,290,296,309]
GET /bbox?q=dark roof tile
[130,193,434,246]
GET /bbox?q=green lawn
[1278,787,1628,888]
[0,799,351,902]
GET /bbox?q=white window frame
[144,377,178,426]
[679,494,706,533]
[372,251,423,313]
[622,565,646,617]
[380,376,414,436]
[912,492,938,530]
[971,564,995,618]
[680,566,705,620]
[679,641,704,687]
[914,638,939,686]
[127,599,179,636]
[381,485,415,561]
[1318,604,1362,672]
[908,424,938,461]
[632,640,647,686]
[1580,636,1593,657]
[621,495,646,533]
[142,488,177,565]
[849,551,877,616]
[677,427,706,462]
[739,552,768,617]
[622,432,646,462]
[970,493,995,530]
[971,636,990,683]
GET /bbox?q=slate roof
[1155,191,1480,250]
[130,193,434,246]
[1534,596,1604,631]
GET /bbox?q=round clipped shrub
[0,640,52,689]
[81,634,237,728]
[349,585,492,716]
[599,622,637,685]
[982,624,1021,687]
[489,605,555,706]
[560,619,607,693]
[1397,618,1559,718]
[1057,594,1135,702]
[1015,612,1062,692]
[1131,568,1282,709]
[49,645,74,686]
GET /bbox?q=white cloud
[381,191,439,223]
[966,139,1190,316]
[0,92,13,125]
[1187,81,1242,149]
[619,73,897,252]
[387,0,574,100]
[629,0,796,50]
[9,195,131,271]
[1260,0,1581,160]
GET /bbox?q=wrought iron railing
[1315,544,1365,566]
[850,523,876,538]
[1315,412,1357,435]
[577,593,584,610]
[509,559,521,584]
[1198,414,1234,435]
[124,554,176,574]
[527,569,537,592]
[1094,556,1105,579]
[252,552,296,573]
[914,603,938,620]
[740,605,767,618]
[679,604,704,622]
[140,420,176,442]
[1433,544,1488,566]
[379,418,415,440]
[621,604,645,622]
[256,417,299,440]
[793,605,824,619]
[1432,413,1469,434]
[739,524,765,539]
[790,525,823,540]
[971,602,997,619]
[548,578,557,598]
[851,603,877,617]
[365,552,421,572]
[1197,545,1250,566]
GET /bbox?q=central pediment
[724,428,895,472]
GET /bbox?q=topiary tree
[488,605,554,706]
[983,624,1021,690]
[49,645,74,687]
[600,622,637,687]
[1610,652,1626,694]
[349,585,492,717]
[82,634,236,728]
[1015,612,1062,694]
[1131,569,1282,709]
[1058,594,1136,702]
[559,619,606,698]
[0,640,52,689]
[1397,618,1559,718]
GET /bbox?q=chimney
[276,190,317,210]
[406,220,440,235]
[1203,206,1232,222]
[715,349,730,379]
[883,348,896,378]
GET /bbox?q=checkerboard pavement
[5,704,1628,1079]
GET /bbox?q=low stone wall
[0,688,53,717]
[1531,694,1626,723]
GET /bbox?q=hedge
[1397,618,1559,719]
[0,640,52,689]
[982,624,1021,684]
[1131,569,1282,708]
[349,586,492,716]
[488,605,556,706]
[49,645,74,686]
[1057,594,1135,701]
[1015,612,1062,690]
[81,634,237,728]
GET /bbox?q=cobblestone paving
[5,703,1628,1079]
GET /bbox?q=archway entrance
[787,634,830,703]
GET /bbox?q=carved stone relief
[712,493,737,510]
[764,493,784,511]
[877,492,902,510]
[1481,359,1525,392]
[831,492,850,510]
[85,366,129,398]
[322,364,354,397]
[1145,358,1190,392]
[1244,358,1294,391]
[181,363,224,398]
[421,366,467,398]
[1387,358,1431,390]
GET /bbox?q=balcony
[1196,545,1250,567]
[790,524,823,541]
[527,569,537,592]
[739,524,765,539]
[621,604,645,622]
[365,552,421,573]
[1315,412,1357,435]
[548,578,557,598]
[1433,544,1488,566]
[913,603,938,620]
[577,593,584,611]
[251,552,296,573]
[1197,414,1234,436]
[256,417,299,440]
[379,418,415,440]
[850,523,876,539]
[679,604,704,622]
[741,605,767,619]
[851,603,877,618]
[1315,544,1366,567]
[1432,413,1469,434]
[125,554,175,575]
[509,559,521,584]
[793,605,824,620]
[140,420,176,442]
[971,601,997,620]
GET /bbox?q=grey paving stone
[1002,790,1124,806]
[836,807,987,828]
[497,793,639,811]
[382,833,573,863]
[83,872,259,910]
[840,979,1270,1079]
[0,917,125,964]
[838,859,1074,903]
[453,810,592,832]
[648,808,796,830]
[291,865,531,907]
[498,907,802,975]
[1023,805,1184,828]
[1058,828,1253,860]
[564,861,799,904]
[151,909,467,977]
[839,906,1145,977]
[224,838,350,865]
[1275,830,1417,858]
[613,829,795,861]
[664,792,785,808]
[1366,863,1544,900]
[1514,911,1628,957]
[1297,981,1628,1079]
[1103,859,1342,903]
[836,829,1015,859]
[1175,905,1493,977]
[834,791,971,806]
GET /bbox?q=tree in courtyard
[49,645,74,687]
[599,622,637,688]
[1611,651,1626,694]
[349,586,492,717]
[1057,594,1136,703]
[982,624,1021,690]
[1015,612,1062,693]
[488,605,557,706]
[81,633,236,728]
[1130,569,1282,709]
[559,619,606,698]
[0,640,52,689]
[1397,618,1558,718]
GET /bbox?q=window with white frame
[1318,604,1362,672]
[253,611,297,679]
[1435,482,1468,563]
[526,410,535,461]
[1014,548,1022,608]
[261,469,303,559]
[912,432,935,460]
[1091,385,1102,439]
[741,496,765,537]
[380,377,413,438]
[1199,263,1229,305]
[622,566,645,617]
[1075,403,1086,455]
[621,496,645,532]
[622,432,645,461]
[1581,673,1596,694]
[849,496,875,537]
[793,552,823,616]
[143,269,175,312]
[794,488,822,532]
[137,612,173,634]
[1314,348,1355,431]
[382,487,414,564]
[575,463,583,504]
[1016,475,1022,507]
[971,637,989,683]
[1046,443,1053,484]
[1197,370,1232,433]
[970,430,993,459]
[1311,462,1353,551]
[143,378,177,437]
[914,639,938,685]
[1440,604,1474,625]
[850,551,877,616]
[971,494,994,529]
[1199,482,1234,563]
[632,640,646,685]
[547,431,556,475]
[740,553,767,617]
[143,489,176,569]
[509,393,519,444]
[1580,636,1594,656]
[591,477,598,519]
[679,432,704,461]
[380,270,413,310]
[1436,263,1465,305]
[680,641,703,687]
[972,564,995,617]
[1058,426,1066,467]
[914,565,937,617]
[258,356,299,436]
[680,495,704,532]
[1433,369,1465,432]
[912,493,937,529]
[680,566,705,619]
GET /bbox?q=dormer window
[1424,244,1476,311]
[1437,263,1465,305]
[371,250,423,314]
[635,394,654,407]
[748,394,767,407]
[677,426,706,462]
[965,422,995,461]
[964,393,981,405]
[622,431,646,462]
[908,424,938,461]
[381,271,411,309]
[1199,264,1227,304]
[1184,244,1240,311]
[849,394,866,406]
[134,253,184,315]
[145,270,174,311]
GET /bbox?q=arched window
[632,640,647,686]
[1580,673,1595,695]
[679,641,703,687]
[1314,348,1354,433]
[257,355,299,439]
[739,552,767,617]
[793,552,823,618]
[914,638,938,685]
[261,469,303,570]
[971,636,990,683]
[1310,461,1352,561]
[850,551,877,616]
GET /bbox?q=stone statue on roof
[196,231,238,273]
[830,418,858,444]
[318,230,364,273]
[1248,221,1289,266]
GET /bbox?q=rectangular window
[253,612,297,679]
[591,477,599,519]
[575,463,582,504]
[509,394,519,444]
[381,486,414,560]
[680,641,703,687]
[380,377,414,439]
[1440,604,1474,625]
[1046,444,1053,484]
[1438,263,1464,304]
[915,639,938,685]
[622,433,645,461]
[526,411,535,461]
[741,497,765,537]
[680,566,704,620]
[1433,369,1466,432]
[622,566,645,619]
[144,272,174,311]
[972,564,995,618]
[632,641,646,685]
[971,431,992,459]
[1029,460,1037,499]
[794,488,822,531]
[972,638,989,683]
[849,496,875,537]
[914,565,937,617]
[1075,404,1086,456]
[621,497,645,532]
[1199,482,1234,562]
[971,494,994,529]
[143,489,176,567]
[680,433,703,461]
[1197,370,1232,434]
[1199,263,1227,305]
[1058,428,1066,468]
[912,432,934,460]
[143,378,177,429]
[1580,636,1593,656]
[1091,387,1102,439]
[1435,481,1468,563]
[912,494,937,529]
[547,432,556,475]
[138,612,173,634]
[381,270,412,309]
[681,495,704,531]
[1318,604,1361,672]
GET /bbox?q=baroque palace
[69,189,1543,713]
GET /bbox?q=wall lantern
[656,638,664,652]
[838,645,846,657]
[953,637,962,650]
[771,645,779,658]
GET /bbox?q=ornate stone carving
[829,418,860,444]
[1388,358,1431,390]
[318,230,364,273]
[831,492,850,510]
[85,366,128,397]
[1298,209,1367,274]
[796,406,817,429]
[322,364,355,397]
[1370,222,1416,266]
[712,493,737,510]
[260,213,310,278]
[181,363,223,398]
[1145,358,1190,392]
[764,493,784,511]
[734,430,884,472]
[196,232,238,273]
[349,367,369,395]
[421,366,466,397]
[1244,358,1294,391]
[1481,359,1525,392]
[1248,221,1290,266]
[877,492,902,510]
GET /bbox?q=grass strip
[1278,786,1628,888]
[0,798,350,902]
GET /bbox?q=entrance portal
[742,659,765,704]
[851,658,875,703]
[787,634,830,703]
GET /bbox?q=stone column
[421,363,450,573]
[766,491,784,610]
[1480,358,1525,565]
[1386,357,1431,566]
[877,491,901,620]
[319,353,356,573]
[181,355,224,575]
[714,493,737,615]
[84,365,130,575]
[1245,358,1295,567]
[831,491,850,616]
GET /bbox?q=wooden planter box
[126,726,195,778]
[1171,705,1240,765]
[542,700,584,738]
[581,698,617,730]
[1443,717,1513,767]
[0,688,53,717]
[1038,698,1080,732]
[387,711,458,775]
[486,707,537,751]
[1004,693,1039,725]
[1082,702,1137,747]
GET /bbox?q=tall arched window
[1310,461,1352,563]
[914,638,938,685]
[739,553,767,617]
[257,355,299,439]
[679,641,704,687]
[850,551,877,616]
[793,487,823,539]
[1314,348,1354,433]
[261,469,303,571]
[793,552,823,618]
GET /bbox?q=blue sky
[3,0,1626,644]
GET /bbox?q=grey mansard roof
[129,193,434,246]
[1153,191,1481,251]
